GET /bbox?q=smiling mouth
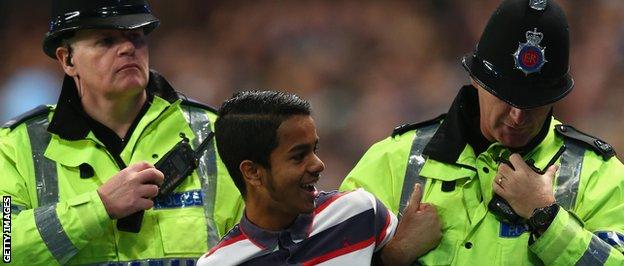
[300,181,318,194]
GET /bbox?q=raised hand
[493,153,559,219]
[97,161,165,219]
[381,183,442,265]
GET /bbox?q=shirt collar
[239,211,313,251]
[48,70,180,140]
[423,85,551,163]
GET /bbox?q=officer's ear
[240,160,263,187]
[55,45,77,77]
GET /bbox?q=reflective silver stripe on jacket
[576,235,612,266]
[555,139,585,210]
[34,204,79,264]
[87,258,196,266]
[398,123,439,218]
[556,140,614,265]
[181,106,220,247]
[26,116,58,206]
[28,115,78,263]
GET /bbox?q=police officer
[341,0,624,264]
[0,0,243,264]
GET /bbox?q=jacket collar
[47,70,180,140]
[423,85,551,164]
[44,96,186,172]
[239,211,312,250]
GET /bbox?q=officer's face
[60,29,149,99]
[475,82,552,148]
[258,115,324,218]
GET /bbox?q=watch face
[533,211,550,226]
[530,204,558,230]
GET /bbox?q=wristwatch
[528,203,559,236]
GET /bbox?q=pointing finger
[407,183,423,211]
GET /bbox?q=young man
[341,0,624,265]
[198,91,441,265]
[0,0,243,264]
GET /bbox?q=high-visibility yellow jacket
[0,72,244,265]
[341,87,624,265]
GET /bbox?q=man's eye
[292,153,305,162]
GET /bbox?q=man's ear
[240,160,263,187]
[55,46,77,77]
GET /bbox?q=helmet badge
[529,0,547,11]
[512,28,547,75]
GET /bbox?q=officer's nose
[509,107,528,126]
[118,32,145,56]
[118,38,136,56]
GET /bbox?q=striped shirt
[197,189,398,265]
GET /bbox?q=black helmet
[462,0,574,109]
[43,0,160,59]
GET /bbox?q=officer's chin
[497,134,532,149]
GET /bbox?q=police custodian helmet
[42,0,160,59]
[462,0,574,109]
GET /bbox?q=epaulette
[1,105,52,130]
[555,124,616,160]
[177,93,218,114]
[392,114,446,137]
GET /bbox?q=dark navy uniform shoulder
[1,105,52,130]
[178,94,218,114]
[555,124,616,160]
[392,114,446,137]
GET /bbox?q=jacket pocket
[157,208,208,256]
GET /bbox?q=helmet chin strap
[76,75,83,99]
[66,44,83,98]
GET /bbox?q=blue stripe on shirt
[373,198,390,244]
[288,209,376,262]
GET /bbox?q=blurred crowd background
[1,1,623,190]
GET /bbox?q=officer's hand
[493,153,558,219]
[97,162,165,219]
[381,183,442,265]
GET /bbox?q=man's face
[475,81,552,148]
[65,28,149,98]
[260,115,325,216]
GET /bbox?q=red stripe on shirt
[301,236,376,266]
[313,191,350,215]
[205,233,247,257]
[376,209,391,246]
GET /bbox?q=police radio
[117,132,215,233]
[488,146,565,225]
